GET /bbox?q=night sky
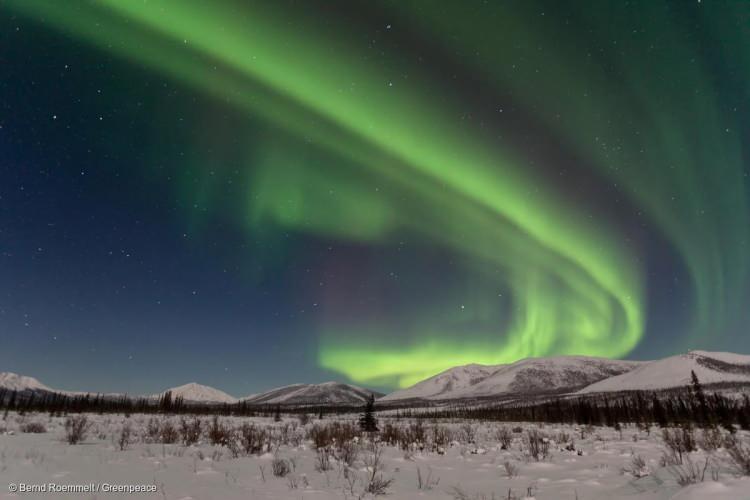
[1,1,749,396]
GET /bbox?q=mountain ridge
[0,373,381,406]
[243,381,383,406]
[3,350,749,405]
[578,350,750,394]
[381,355,645,402]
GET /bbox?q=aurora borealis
[1,1,749,394]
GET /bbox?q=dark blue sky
[1,1,749,395]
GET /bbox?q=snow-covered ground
[0,412,748,500]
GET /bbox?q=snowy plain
[0,412,749,500]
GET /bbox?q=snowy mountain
[244,382,382,406]
[460,356,644,398]
[382,356,644,401]
[579,351,750,394]
[156,383,238,404]
[0,372,95,398]
[0,372,53,392]
[0,373,236,403]
[0,372,380,406]
[5,350,749,407]
[379,364,499,401]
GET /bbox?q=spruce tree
[3,390,17,420]
[273,405,281,422]
[359,394,378,433]
[160,390,173,414]
[690,370,710,427]
[652,395,668,427]
[739,395,750,431]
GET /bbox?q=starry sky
[1,0,749,396]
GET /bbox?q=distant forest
[2,371,749,431]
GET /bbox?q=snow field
[0,412,748,499]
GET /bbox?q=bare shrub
[343,466,359,497]
[309,424,332,450]
[332,421,359,443]
[145,417,161,443]
[581,424,594,440]
[660,449,681,467]
[287,474,298,489]
[208,416,230,446]
[682,426,696,451]
[555,431,571,445]
[623,454,650,478]
[20,422,46,433]
[315,448,332,472]
[563,439,577,453]
[179,417,202,446]
[725,435,750,476]
[497,426,512,450]
[364,442,393,495]
[64,415,92,444]
[297,413,310,426]
[416,466,440,490]
[276,423,292,446]
[336,439,359,467]
[662,427,696,465]
[504,460,519,478]
[287,427,303,448]
[669,456,709,486]
[697,427,723,453]
[118,422,132,451]
[225,435,242,458]
[159,420,179,444]
[525,429,549,461]
[380,423,401,447]
[366,472,393,495]
[272,457,291,477]
[307,422,359,450]
[239,423,266,456]
[405,421,426,450]
[460,423,476,444]
[431,424,451,453]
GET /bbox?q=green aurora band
[6,1,746,387]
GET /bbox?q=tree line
[2,371,748,431]
[0,388,357,419]
[394,372,750,431]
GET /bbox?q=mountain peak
[0,372,53,392]
[158,382,238,404]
